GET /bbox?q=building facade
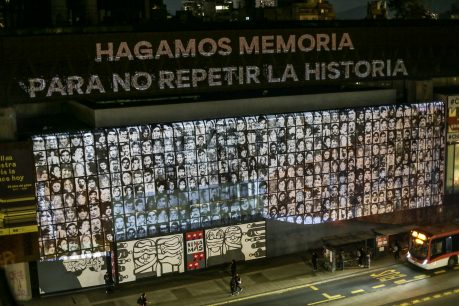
[0,21,458,297]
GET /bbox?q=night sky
[164,0,456,17]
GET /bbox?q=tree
[387,0,404,18]
[387,0,428,19]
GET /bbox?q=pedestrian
[356,249,360,266]
[396,240,402,258]
[137,292,147,306]
[230,275,237,296]
[365,248,371,268]
[230,259,237,277]
[312,251,318,271]
[392,241,400,260]
[235,273,243,293]
[337,249,344,270]
[104,271,113,293]
[360,248,366,267]
[357,247,364,267]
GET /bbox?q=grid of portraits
[108,120,267,242]
[270,102,445,225]
[34,131,113,260]
[34,102,445,256]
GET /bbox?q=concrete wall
[265,203,459,257]
[266,219,378,257]
[89,89,396,128]
[67,100,96,127]
[0,107,17,141]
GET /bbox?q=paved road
[388,286,459,306]
[227,263,459,306]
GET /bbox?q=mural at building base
[206,221,266,267]
[37,255,107,294]
[115,221,266,284]
[116,234,184,283]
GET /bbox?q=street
[225,263,459,306]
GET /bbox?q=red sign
[185,231,205,271]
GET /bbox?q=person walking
[104,271,113,293]
[356,248,361,266]
[337,249,344,271]
[230,275,237,296]
[312,251,318,271]
[359,248,366,268]
[137,292,147,306]
[392,241,400,260]
[365,248,371,268]
[235,273,243,294]
[230,259,237,277]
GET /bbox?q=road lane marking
[351,289,365,294]
[372,284,386,289]
[322,293,344,299]
[433,269,446,275]
[394,279,407,285]
[309,285,319,291]
[308,295,345,305]
[413,275,429,279]
[422,296,431,301]
[392,289,459,306]
[370,269,406,282]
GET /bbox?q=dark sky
[164,0,366,14]
[164,0,369,14]
[164,0,456,17]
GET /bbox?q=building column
[0,107,17,141]
[50,0,68,26]
[405,79,433,103]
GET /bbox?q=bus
[406,225,459,270]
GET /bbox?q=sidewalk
[23,252,399,306]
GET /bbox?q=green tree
[388,0,404,18]
[388,0,428,19]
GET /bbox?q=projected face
[34,102,446,259]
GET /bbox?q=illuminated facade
[33,102,445,260]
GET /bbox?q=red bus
[407,225,459,270]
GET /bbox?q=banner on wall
[447,95,459,142]
[0,141,35,206]
[205,221,266,267]
[4,262,32,301]
[186,230,205,271]
[37,255,107,294]
[116,234,184,283]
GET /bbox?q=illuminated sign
[0,141,35,205]
[3,24,459,104]
[20,32,408,99]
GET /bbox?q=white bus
[407,225,459,270]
